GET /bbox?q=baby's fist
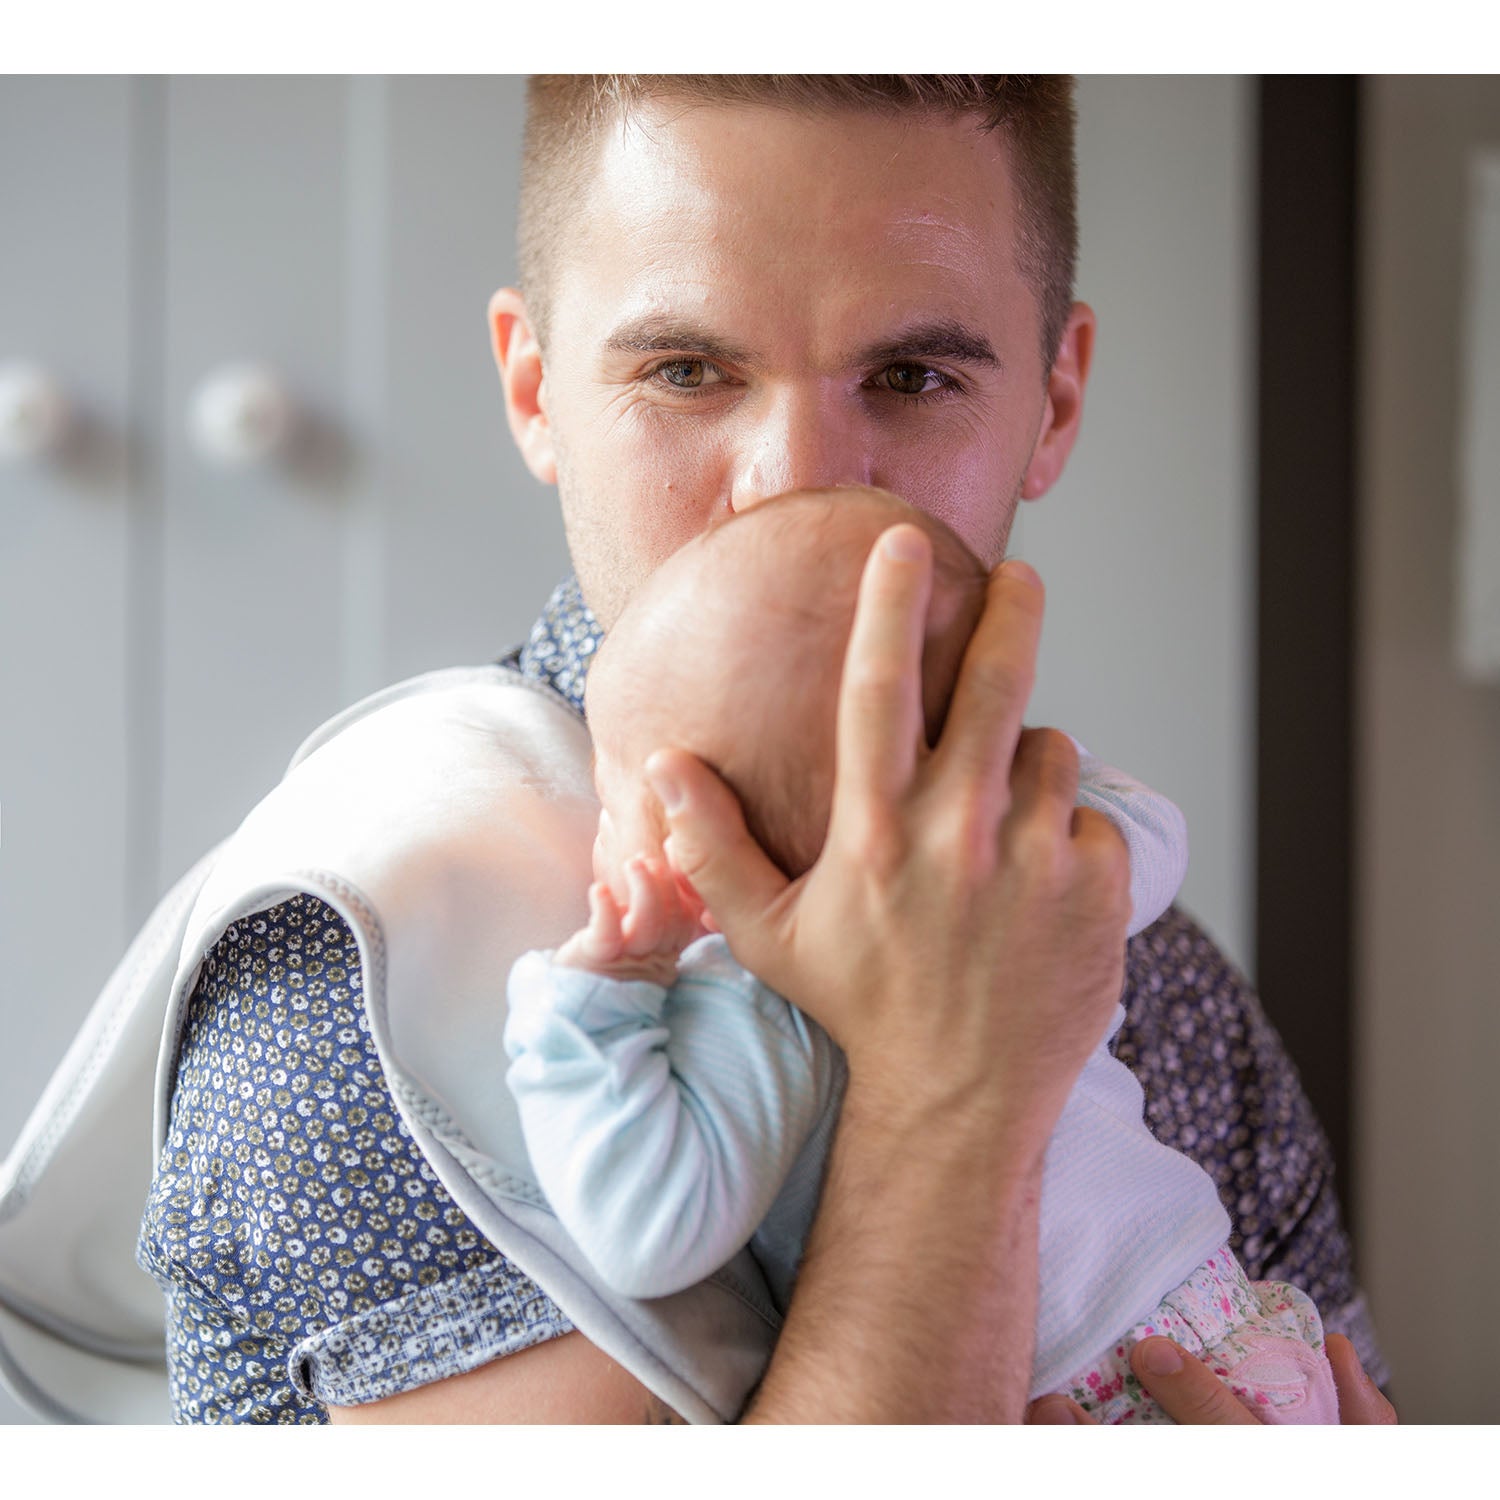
[554,857,703,985]
[554,881,628,970]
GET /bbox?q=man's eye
[653,359,725,390]
[878,363,944,397]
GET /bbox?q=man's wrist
[840,1054,1064,1178]
[746,1074,1049,1424]
[859,1098,1056,1245]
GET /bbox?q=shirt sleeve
[1071,740,1190,936]
[504,939,837,1300]
[136,893,574,1422]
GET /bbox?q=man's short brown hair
[517,74,1079,369]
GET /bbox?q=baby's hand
[554,856,704,985]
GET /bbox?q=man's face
[503,102,1079,628]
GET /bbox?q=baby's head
[584,486,988,890]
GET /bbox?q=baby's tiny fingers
[585,881,624,955]
[621,857,665,951]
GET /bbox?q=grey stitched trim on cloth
[289,1255,575,1407]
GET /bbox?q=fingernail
[647,766,683,813]
[1028,1397,1084,1424]
[1137,1339,1183,1377]
[880,526,926,562]
[1000,556,1041,587]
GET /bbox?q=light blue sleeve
[503,936,835,1300]
[1070,739,1189,936]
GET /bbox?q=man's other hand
[1024,1333,1398,1424]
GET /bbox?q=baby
[503,486,1336,1423]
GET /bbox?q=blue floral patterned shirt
[136,576,1385,1421]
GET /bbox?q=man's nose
[729,391,870,512]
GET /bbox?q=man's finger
[1128,1339,1262,1424]
[1024,1394,1094,1424]
[928,558,1044,824]
[645,747,789,974]
[1326,1334,1398,1424]
[833,524,933,814]
[1007,727,1082,831]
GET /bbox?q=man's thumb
[645,747,788,962]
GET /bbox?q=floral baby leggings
[1060,1244,1339,1423]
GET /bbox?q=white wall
[1017,75,1255,975]
[1356,75,1500,1424]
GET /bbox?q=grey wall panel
[154,77,568,887]
[380,76,569,679]
[1016,75,1255,973]
[0,75,136,1425]
[157,78,364,882]
[0,76,135,1141]
[1357,75,1500,1422]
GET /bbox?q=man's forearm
[743,1083,1049,1424]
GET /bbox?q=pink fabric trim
[1055,1242,1338,1424]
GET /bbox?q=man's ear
[1021,301,1096,501]
[489,286,557,485]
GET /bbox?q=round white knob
[189,364,296,467]
[0,363,70,461]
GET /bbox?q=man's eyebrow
[853,320,1002,371]
[601,314,1001,374]
[602,316,756,369]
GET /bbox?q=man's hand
[643,525,1132,1422]
[1024,1333,1398,1424]
[647,525,1130,1145]
[553,855,703,987]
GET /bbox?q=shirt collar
[515,575,602,718]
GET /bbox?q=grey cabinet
[1,76,137,1159]
[0,75,565,1422]
[3,70,567,1129]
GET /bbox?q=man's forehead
[558,110,1029,370]
[589,97,1018,244]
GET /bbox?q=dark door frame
[1255,76,1360,1212]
